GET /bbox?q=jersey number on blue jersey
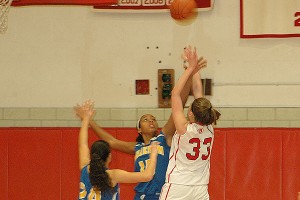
[138,159,151,172]
[79,182,101,200]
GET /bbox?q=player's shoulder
[151,131,165,141]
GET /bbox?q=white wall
[1,1,300,108]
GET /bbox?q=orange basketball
[170,0,198,21]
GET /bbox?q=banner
[94,0,214,11]
[240,0,300,38]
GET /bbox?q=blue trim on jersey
[79,165,120,200]
[134,131,170,200]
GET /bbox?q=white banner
[240,0,300,38]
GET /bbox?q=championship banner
[94,0,214,11]
[240,0,300,38]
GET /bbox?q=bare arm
[172,67,195,135]
[162,47,196,146]
[108,142,159,185]
[77,100,95,170]
[74,104,136,155]
[162,75,192,146]
[192,57,207,99]
[172,46,203,134]
[90,120,136,155]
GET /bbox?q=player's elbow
[142,171,155,182]
[144,174,154,182]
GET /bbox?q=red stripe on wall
[12,0,117,6]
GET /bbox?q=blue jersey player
[76,100,159,200]
[133,116,171,200]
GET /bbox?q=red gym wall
[0,128,299,200]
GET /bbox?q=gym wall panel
[282,129,300,200]
[225,129,282,200]
[7,129,62,200]
[61,128,80,200]
[114,128,136,171]
[0,128,299,200]
[209,129,227,200]
[0,131,8,200]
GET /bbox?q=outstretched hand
[74,99,95,121]
[182,45,207,74]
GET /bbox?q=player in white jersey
[160,46,220,200]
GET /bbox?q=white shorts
[159,183,209,200]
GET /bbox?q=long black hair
[89,140,113,192]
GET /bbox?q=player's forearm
[78,118,89,147]
[89,120,116,142]
[192,71,203,99]
[143,152,158,181]
[172,68,193,97]
[180,73,192,106]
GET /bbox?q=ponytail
[89,141,113,193]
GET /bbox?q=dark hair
[89,140,113,193]
[135,117,145,143]
[191,97,221,125]
[136,134,144,143]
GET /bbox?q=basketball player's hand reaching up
[182,45,207,74]
[74,99,95,121]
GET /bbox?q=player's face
[139,114,158,135]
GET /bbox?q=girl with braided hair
[160,46,220,200]
[77,100,158,200]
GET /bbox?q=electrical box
[158,69,174,108]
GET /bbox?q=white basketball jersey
[165,123,214,185]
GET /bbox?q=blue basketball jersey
[79,165,120,200]
[134,131,170,200]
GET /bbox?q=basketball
[169,0,198,21]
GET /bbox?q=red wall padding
[0,128,299,200]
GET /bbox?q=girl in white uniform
[159,46,220,200]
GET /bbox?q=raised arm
[77,100,95,170]
[74,104,136,155]
[162,75,192,146]
[192,56,207,99]
[172,46,206,134]
[108,141,159,185]
[162,50,195,146]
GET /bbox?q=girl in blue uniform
[77,100,159,200]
